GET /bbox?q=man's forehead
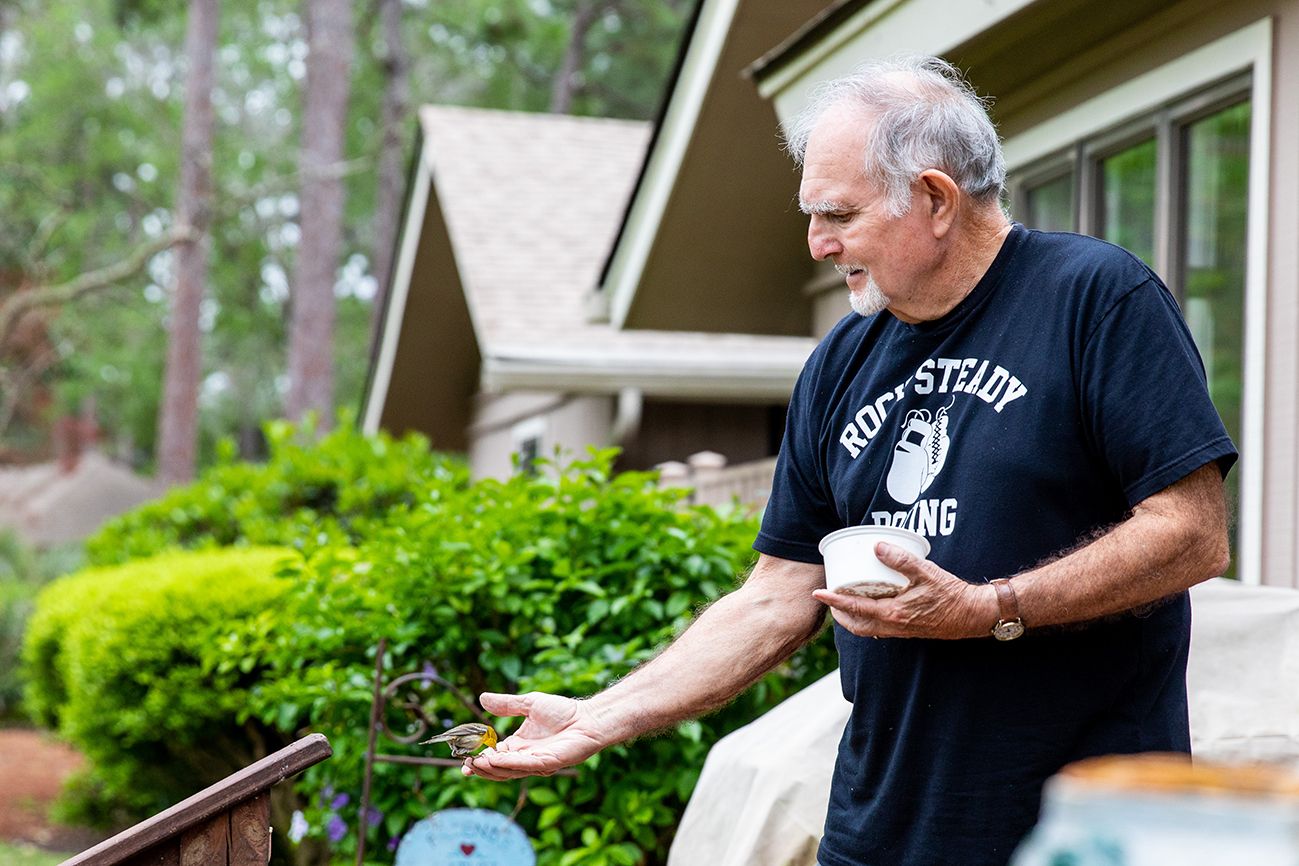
[807,102,873,154]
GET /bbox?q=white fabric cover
[668,578,1299,866]
[1185,578,1299,768]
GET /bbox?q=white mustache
[835,264,866,276]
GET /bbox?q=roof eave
[361,126,481,451]
[482,344,813,402]
[602,0,745,330]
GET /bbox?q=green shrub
[33,427,835,865]
[248,449,837,865]
[22,546,298,817]
[84,415,468,566]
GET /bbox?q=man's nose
[807,219,840,261]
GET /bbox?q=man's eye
[827,212,852,224]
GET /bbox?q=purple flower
[288,811,309,844]
[365,806,383,828]
[330,793,350,810]
[387,835,401,852]
[327,815,348,843]
[421,662,437,685]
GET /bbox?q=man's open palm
[464,691,605,780]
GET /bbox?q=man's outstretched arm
[466,553,827,780]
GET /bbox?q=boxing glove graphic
[885,404,952,505]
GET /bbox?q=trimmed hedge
[23,546,298,817]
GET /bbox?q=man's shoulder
[1010,227,1168,324]
[1016,227,1156,284]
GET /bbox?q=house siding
[467,392,615,480]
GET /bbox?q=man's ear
[917,169,959,239]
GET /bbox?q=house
[360,103,814,484]
[364,0,1292,588]
[360,4,834,485]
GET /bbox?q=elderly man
[467,55,1235,866]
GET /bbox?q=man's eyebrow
[798,199,852,216]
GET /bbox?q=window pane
[1181,100,1249,568]
[1099,137,1157,265]
[1023,173,1074,232]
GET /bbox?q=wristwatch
[990,579,1025,641]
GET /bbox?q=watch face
[993,620,1025,641]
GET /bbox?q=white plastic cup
[818,525,931,598]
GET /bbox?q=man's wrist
[585,688,647,748]
[976,582,1001,637]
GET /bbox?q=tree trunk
[286,0,355,427]
[156,0,218,484]
[549,0,603,115]
[369,0,410,354]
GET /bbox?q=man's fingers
[875,542,928,579]
[466,749,556,781]
[479,691,530,717]
[812,587,884,615]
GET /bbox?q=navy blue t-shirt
[755,225,1237,866]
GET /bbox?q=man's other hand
[811,541,997,639]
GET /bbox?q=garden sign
[395,809,535,866]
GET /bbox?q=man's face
[798,106,932,320]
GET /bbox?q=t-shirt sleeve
[1080,277,1238,507]
[755,355,843,564]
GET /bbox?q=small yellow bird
[420,722,498,758]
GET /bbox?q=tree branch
[0,225,198,351]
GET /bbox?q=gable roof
[596,0,832,336]
[425,105,815,396]
[362,104,816,448]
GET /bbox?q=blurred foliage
[85,411,468,565]
[0,0,693,468]
[34,423,835,864]
[245,447,832,866]
[0,841,68,866]
[0,529,84,720]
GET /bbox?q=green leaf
[666,591,692,618]
[538,803,565,829]
[529,786,560,805]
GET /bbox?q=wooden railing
[658,454,777,512]
[60,733,332,866]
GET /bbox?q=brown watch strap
[991,578,1021,623]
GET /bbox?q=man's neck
[895,212,1012,323]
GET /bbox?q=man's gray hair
[783,54,1006,217]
